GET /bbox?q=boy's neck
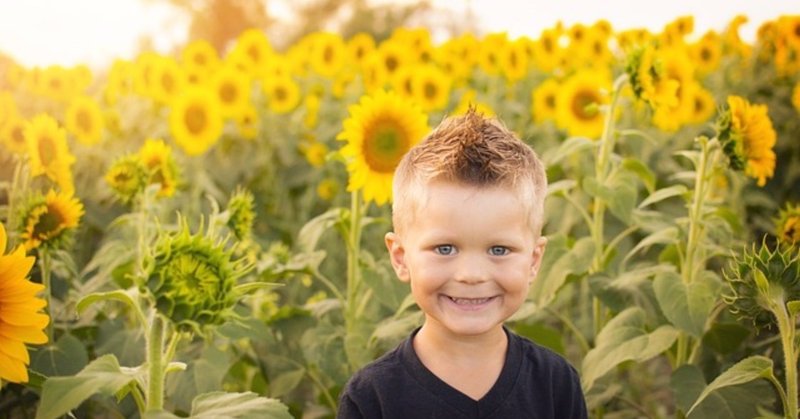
[415,321,508,356]
[412,321,508,400]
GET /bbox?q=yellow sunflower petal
[0,307,49,327]
[0,323,48,344]
[0,336,30,363]
[0,350,28,383]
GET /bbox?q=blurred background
[1,0,798,68]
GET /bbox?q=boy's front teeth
[449,296,491,305]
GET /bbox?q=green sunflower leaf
[35,354,140,419]
[581,307,679,390]
[687,356,775,416]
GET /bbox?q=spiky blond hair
[392,108,547,235]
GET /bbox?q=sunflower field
[1,12,800,418]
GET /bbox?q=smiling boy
[337,109,587,418]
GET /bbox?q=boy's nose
[453,256,490,284]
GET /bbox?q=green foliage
[36,355,141,419]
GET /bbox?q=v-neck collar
[400,326,523,417]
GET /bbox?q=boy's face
[385,180,546,339]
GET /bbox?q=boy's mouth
[445,296,496,305]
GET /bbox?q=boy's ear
[529,236,548,279]
[385,232,410,282]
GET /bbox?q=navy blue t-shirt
[337,327,588,418]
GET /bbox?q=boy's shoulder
[511,329,579,373]
[344,338,408,391]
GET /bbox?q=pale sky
[0,0,797,69]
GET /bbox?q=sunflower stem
[590,73,627,338]
[345,190,365,372]
[775,300,798,419]
[675,137,719,367]
[683,137,714,286]
[145,314,166,412]
[40,249,54,343]
[135,188,153,283]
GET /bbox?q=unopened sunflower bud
[105,155,148,203]
[226,188,255,241]
[724,239,800,330]
[143,221,251,333]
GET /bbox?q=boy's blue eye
[489,246,509,256]
[434,245,455,255]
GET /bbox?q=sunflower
[24,114,76,192]
[359,52,389,93]
[691,31,722,76]
[775,203,800,245]
[0,222,48,383]
[181,39,220,74]
[390,65,416,101]
[625,45,679,111]
[376,41,409,80]
[617,29,653,52]
[337,90,429,205]
[263,76,300,114]
[235,105,259,140]
[500,39,530,82]
[436,34,478,83]
[212,65,251,119]
[433,50,470,89]
[259,54,292,80]
[687,85,716,125]
[18,189,84,251]
[717,95,777,187]
[411,64,451,112]
[301,140,328,168]
[105,154,148,203]
[555,70,610,139]
[65,95,104,145]
[478,33,508,76]
[309,32,346,78]
[39,65,74,102]
[347,32,376,66]
[779,16,800,49]
[532,28,563,72]
[724,15,751,57]
[531,78,560,123]
[1,115,28,155]
[578,30,613,70]
[650,48,696,131]
[316,178,339,201]
[104,59,134,106]
[138,138,179,198]
[151,57,186,105]
[663,15,694,43]
[169,87,223,156]
[230,28,273,77]
[133,52,162,99]
[392,27,434,63]
[71,65,93,92]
